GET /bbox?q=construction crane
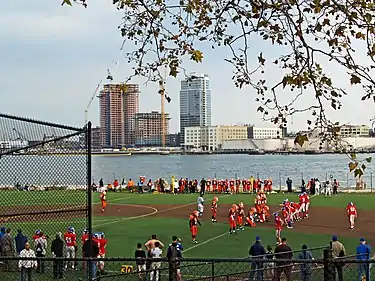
[84,39,126,125]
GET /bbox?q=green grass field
[2,191,374,280]
[3,191,374,258]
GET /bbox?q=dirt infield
[96,203,375,241]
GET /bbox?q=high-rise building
[99,84,124,147]
[179,73,212,146]
[134,111,170,147]
[123,84,140,145]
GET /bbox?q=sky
[1,1,374,134]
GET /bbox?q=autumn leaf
[348,161,358,172]
[120,83,128,93]
[350,74,361,84]
[190,50,204,63]
[365,157,372,163]
[350,152,356,160]
[258,52,266,66]
[354,168,363,178]
[294,134,308,147]
[61,0,73,6]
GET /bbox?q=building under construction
[123,84,140,146]
[134,111,170,147]
[98,84,125,147]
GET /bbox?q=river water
[1,154,374,189]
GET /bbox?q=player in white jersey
[197,195,204,217]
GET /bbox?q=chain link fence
[0,113,92,257]
[0,254,373,281]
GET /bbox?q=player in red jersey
[274,213,283,244]
[218,180,223,193]
[189,210,201,243]
[211,197,219,223]
[229,179,235,194]
[298,193,307,219]
[236,202,245,230]
[95,232,107,273]
[255,195,262,215]
[212,178,218,193]
[228,204,237,234]
[290,202,301,221]
[63,227,77,270]
[206,178,211,193]
[346,202,358,230]
[245,207,257,227]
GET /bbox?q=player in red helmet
[228,204,238,234]
[189,210,201,243]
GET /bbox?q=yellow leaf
[120,84,128,93]
[348,162,358,172]
[190,50,204,63]
[61,0,73,6]
[294,134,308,147]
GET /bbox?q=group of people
[0,226,107,280]
[135,235,183,281]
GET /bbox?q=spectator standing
[99,178,104,189]
[2,228,16,271]
[82,237,100,280]
[286,178,293,193]
[138,177,144,194]
[297,244,314,281]
[150,241,162,281]
[145,235,164,270]
[167,236,183,281]
[200,178,206,196]
[333,179,339,195]
[248,236,266,281]
[356,238,371,281]
[135,243,147,281]
[34,231,47,273]
[19,242,37,281]
[273,237,293,281]
[51,232,64,280]
[330,235,345,281]
[15,229,28,255]
[264,245,275,279]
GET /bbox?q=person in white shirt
[315,179,321,195]
[19,242,37,281]
[150,241,163,281]
[197,196,204,217]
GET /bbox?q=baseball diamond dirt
[94,203,375,241]
[2,202,374,241]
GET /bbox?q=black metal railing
[0,249,373,281]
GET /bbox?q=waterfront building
[134,111,170,147]
[99,84,124,147]
[338,125,370,138]
[247,126,283,139]
[123,84,140,145]
[179,73,212,146]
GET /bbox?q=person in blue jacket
[356,237,371,281]
[15,229,28,255]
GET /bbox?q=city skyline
[1,1,375,134]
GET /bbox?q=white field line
[183,194,317,253]
[92,194,232,229]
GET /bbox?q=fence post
[87,122,93,281]
[211,261,215,281]
[323,248,333,281]
[371,172,373,193]
[346,172,349,189]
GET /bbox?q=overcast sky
[1,1,374,133]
